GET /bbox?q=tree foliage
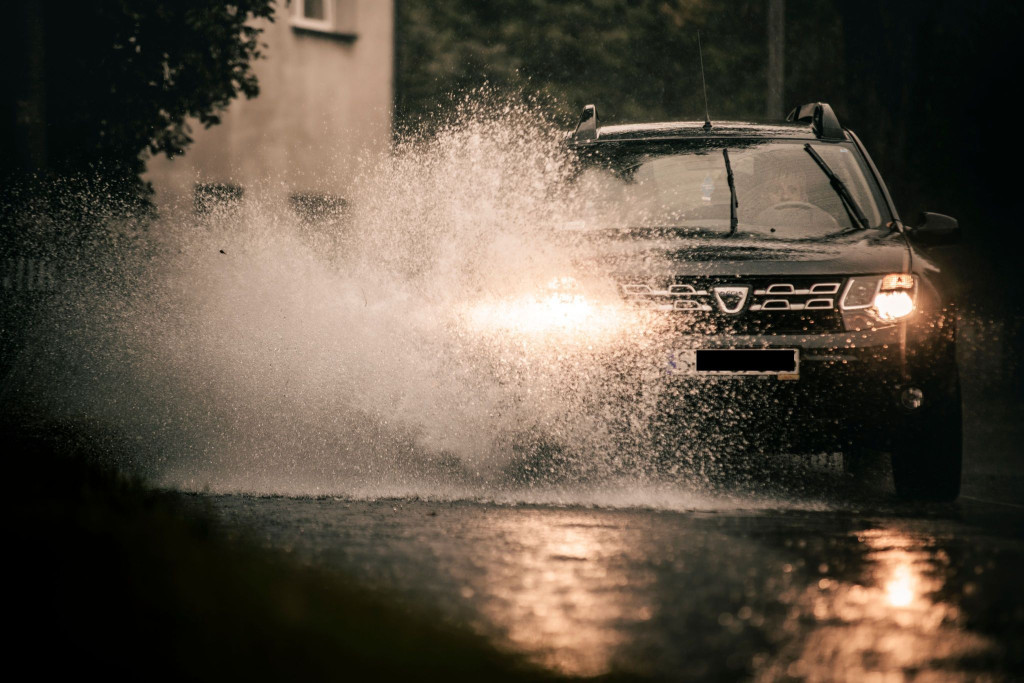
[395,0,843,128]
[8,0,275,183]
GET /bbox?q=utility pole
[766,0,785,120]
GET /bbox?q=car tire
[890,383,963,502]
[842,443,876,478]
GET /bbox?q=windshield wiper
[722,148,739,235]
[803,144,869,230]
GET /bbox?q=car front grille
[619,276,846,334]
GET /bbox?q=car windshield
[569,140,891,238]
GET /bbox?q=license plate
[669,349,799,376]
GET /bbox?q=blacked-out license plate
[696,348,798,375]
[668,349,800,376]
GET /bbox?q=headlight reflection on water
[883,560,918,608]
[767,529,996,681]
[470,512,649,678]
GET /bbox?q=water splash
[2,96,869,502]
[1,98,682,495]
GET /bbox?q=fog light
[900,387,924,410]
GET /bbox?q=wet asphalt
[191,352,1024,681]
[200,467,1023,681]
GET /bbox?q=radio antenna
[698,30,712,131]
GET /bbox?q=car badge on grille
[712,285,750,314]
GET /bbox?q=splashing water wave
[5,99,835,506]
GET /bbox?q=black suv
[566,102,962,501]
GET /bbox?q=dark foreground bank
[7,421,580,682]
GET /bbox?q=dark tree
[1,0,275,194]
[394,0,844,129]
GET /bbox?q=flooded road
[200,475,1023,681]
[185,358,1024,681]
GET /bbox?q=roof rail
[786,102,844,140]
[573,104,600,141]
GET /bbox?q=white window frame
[291,0,335,33]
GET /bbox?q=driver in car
[753,164,840,237]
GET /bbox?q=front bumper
[644,312,958,451]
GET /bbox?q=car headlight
[840,273,916,324]
[464,276,594,335]
[874,289,915,321]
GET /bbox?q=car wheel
[890,384,963,502]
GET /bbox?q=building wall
[144,0,393,209]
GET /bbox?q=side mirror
[907,211,960,246]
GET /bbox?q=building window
[289,192,348,225]
[291,0,358,39]
[194,183,244,215]
[292,0,332,31]
[303,0,327,20]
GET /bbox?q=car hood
[578,230,911,278]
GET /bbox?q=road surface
[199,463,1023,680]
